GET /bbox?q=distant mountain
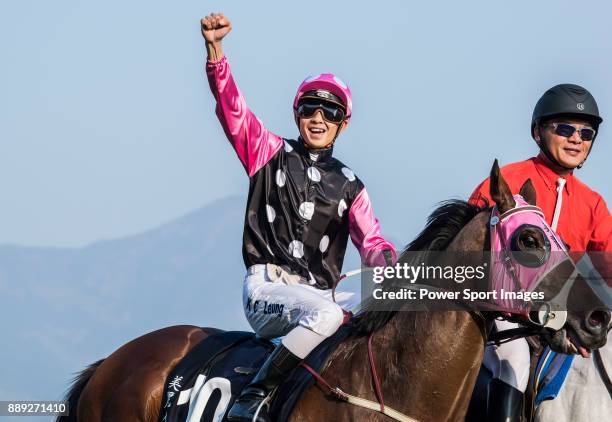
[0,196,251,404]
[0,195,383,408]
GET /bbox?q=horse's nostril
[587,310,610,329]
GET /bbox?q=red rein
[300,332,386,412]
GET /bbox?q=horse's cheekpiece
[489,194,571,329]
[157,328,350,422]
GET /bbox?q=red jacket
[470,155,612,283]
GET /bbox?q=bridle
[313,196,581,420]
[488,195,573,332]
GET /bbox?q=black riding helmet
[531,84,603,170]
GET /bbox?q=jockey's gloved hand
[382,248,394,267]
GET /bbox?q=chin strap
[576,140,595,169]
[327,120,346,146]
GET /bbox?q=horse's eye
[510,224,551,267]
[522,235,537,249]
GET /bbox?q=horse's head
[487,159,610,356]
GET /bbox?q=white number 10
[178,375,232,422]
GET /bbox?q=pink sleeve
[348,187,397,267]
[206,57,283,177]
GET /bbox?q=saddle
[157,327,352,422]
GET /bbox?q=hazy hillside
[0,194,371,416]
[0,196,251,406]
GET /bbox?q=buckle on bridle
[528,301,567,330]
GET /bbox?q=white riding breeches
[242,264,360,340]
[483,319,531,392]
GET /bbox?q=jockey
[201,13,396,422]
[470,83,612,421]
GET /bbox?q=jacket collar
[532,154,573,195]
[295,137,334,162]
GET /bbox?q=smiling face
[536,117,594,171]
[298,109,346,149]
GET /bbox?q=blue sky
[2,1,612,412]
[2,0,612,248]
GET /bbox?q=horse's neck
[365,308,487,419]
[309,210,492,419]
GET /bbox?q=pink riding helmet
[293,74,353,122]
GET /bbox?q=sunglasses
[546,123,596,141]
[295,100,346,124]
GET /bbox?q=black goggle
[546,123,596,141]
[295,100,346,124]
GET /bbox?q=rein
[318,197,571,419]
[318,282,491,422]
[300,331,420,422]
[593,348,612,400]
[487,323,544,346]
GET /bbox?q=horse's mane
[351,199,488,334]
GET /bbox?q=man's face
[298,110,343,149]
[537,118,595,169]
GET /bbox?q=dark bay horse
[58,162,610,422]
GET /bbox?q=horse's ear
[519,179,537,206]
[489,159,516,214]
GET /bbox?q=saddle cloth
[157,327,351,422]
[534,347,575,406]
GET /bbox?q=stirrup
[251,392,274,422]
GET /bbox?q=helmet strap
[576,139,596,169]
[328,120,347,146]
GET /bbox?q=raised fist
[201,13,232,44]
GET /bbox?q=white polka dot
[319,235,329,253]
[333,75,348,89]
[338,199,347,217]
[298,202,315,220]
[307,167,321,182]
[266,205,276,223]
[284,141,293,153]
[276,169,286,187]
[341,167,355,181]
[288,240,304,259]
